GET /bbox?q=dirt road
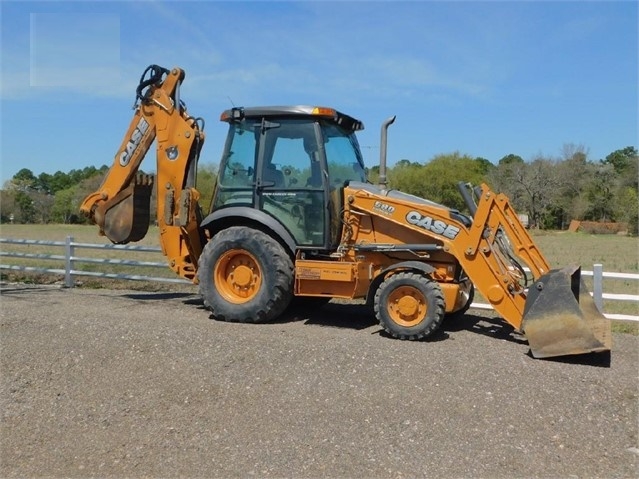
[1,284,637,478]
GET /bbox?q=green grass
[531,230,638,274]
[531,231,638,316]
[1,224,638,333]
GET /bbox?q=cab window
[218,123,257,188]
[321,123,366,187]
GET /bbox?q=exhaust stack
[378,115,396,190]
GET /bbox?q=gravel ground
[1,283,637,478]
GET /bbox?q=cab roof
[220,105,364,131]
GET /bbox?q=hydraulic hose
[136,65,170,103]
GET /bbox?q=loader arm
[80,65,205,281]
[450,186,610,357]
[344,183,542,329]
[344,182,611,358]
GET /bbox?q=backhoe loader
[80,65,611,359]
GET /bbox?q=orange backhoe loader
[80,65,611,359]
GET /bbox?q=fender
[366,261,437,307]
[200,206,297,256]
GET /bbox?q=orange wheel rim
[387,285,427,327]
[214,249,262,304]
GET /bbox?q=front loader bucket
[521,265,611,359]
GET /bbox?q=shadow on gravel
[272,301,451,342]
[117,294,517,346]
[447,312,612,367]
[276,301,378,331]
[128,295,611,366]
[531,350,612,368]
[123,292,203,306]
[443,312,528,345]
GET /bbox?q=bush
[576,221,628,235]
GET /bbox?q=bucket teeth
[521,265,612,359]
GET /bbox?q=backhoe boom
[80,65,206,280]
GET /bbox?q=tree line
[0,164,218,225]
[1,145,636,235]
[370,145,637,235]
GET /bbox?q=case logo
[119,117,150,167]
[406,211,460,239]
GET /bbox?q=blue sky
[1,0,637,185]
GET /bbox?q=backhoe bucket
[521,265,611,359]
[95,175,153,244]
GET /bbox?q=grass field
[531,231,638,325]
[1,223,637,329]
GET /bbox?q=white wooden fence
[470,265,639,322]
[1,236,637,322]
[0,236,190,287]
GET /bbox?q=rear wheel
[198,226,293,323]
[374,272,445,340]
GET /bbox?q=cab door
[258,120,327,248]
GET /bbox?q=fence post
[64,236,74,288]
[593,263,603,311]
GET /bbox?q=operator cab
[212,106,366,250]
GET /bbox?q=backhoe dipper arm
[80,65,206,281]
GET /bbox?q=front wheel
[198,226,293,323]
[374,272,445,340]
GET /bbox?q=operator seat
[264,164,285,187]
